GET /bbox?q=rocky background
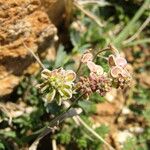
[0,0,66,97]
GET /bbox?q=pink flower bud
[87,61,103,75]
[108,55,127,68]
[115,56,127,68]
[110,66,123,78]
[108,55,116,67]
[81,51,93,63]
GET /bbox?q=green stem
[29,93,85,150]
[113,0,149,47]
[65,93,85,112]
[93,47,111,61]
[123,38,150,47]
[76,60,83,75]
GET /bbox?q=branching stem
[24,41,115,150]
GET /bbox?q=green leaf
[76,136,87,149]
[0,130,16,138]
[95,124,109,137]
[90,92,105,103]
[123,137,137,150]
[70,30,80,46]
[54,45,69,68]
[78,101,96,114]
[57,131,71,144]
[143,109,150,124]
[0,141,5,150]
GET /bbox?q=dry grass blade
[52,139,57,150]
[76,116,115,150]
[113,0,149,47]
[77,0,111,6]
[123,16,150,44]
[23,42,46,70]
[73,1,104,27]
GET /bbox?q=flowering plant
[27,46,131,150]
[38,44,131,104]
[108,54,131,88]
[32,44,132,150]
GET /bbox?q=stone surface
[0,0,58,97]
[40,0,65,26]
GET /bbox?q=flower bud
[81,51,93,63]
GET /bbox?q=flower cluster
[77,48,131,98]
[81,50,93,63]
[108,54,131,89]
[77,51,112,98]
[37,46,131,104]
[77,74,112,98]
[37,68,76,105]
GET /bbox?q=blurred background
[0,0,149,150]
